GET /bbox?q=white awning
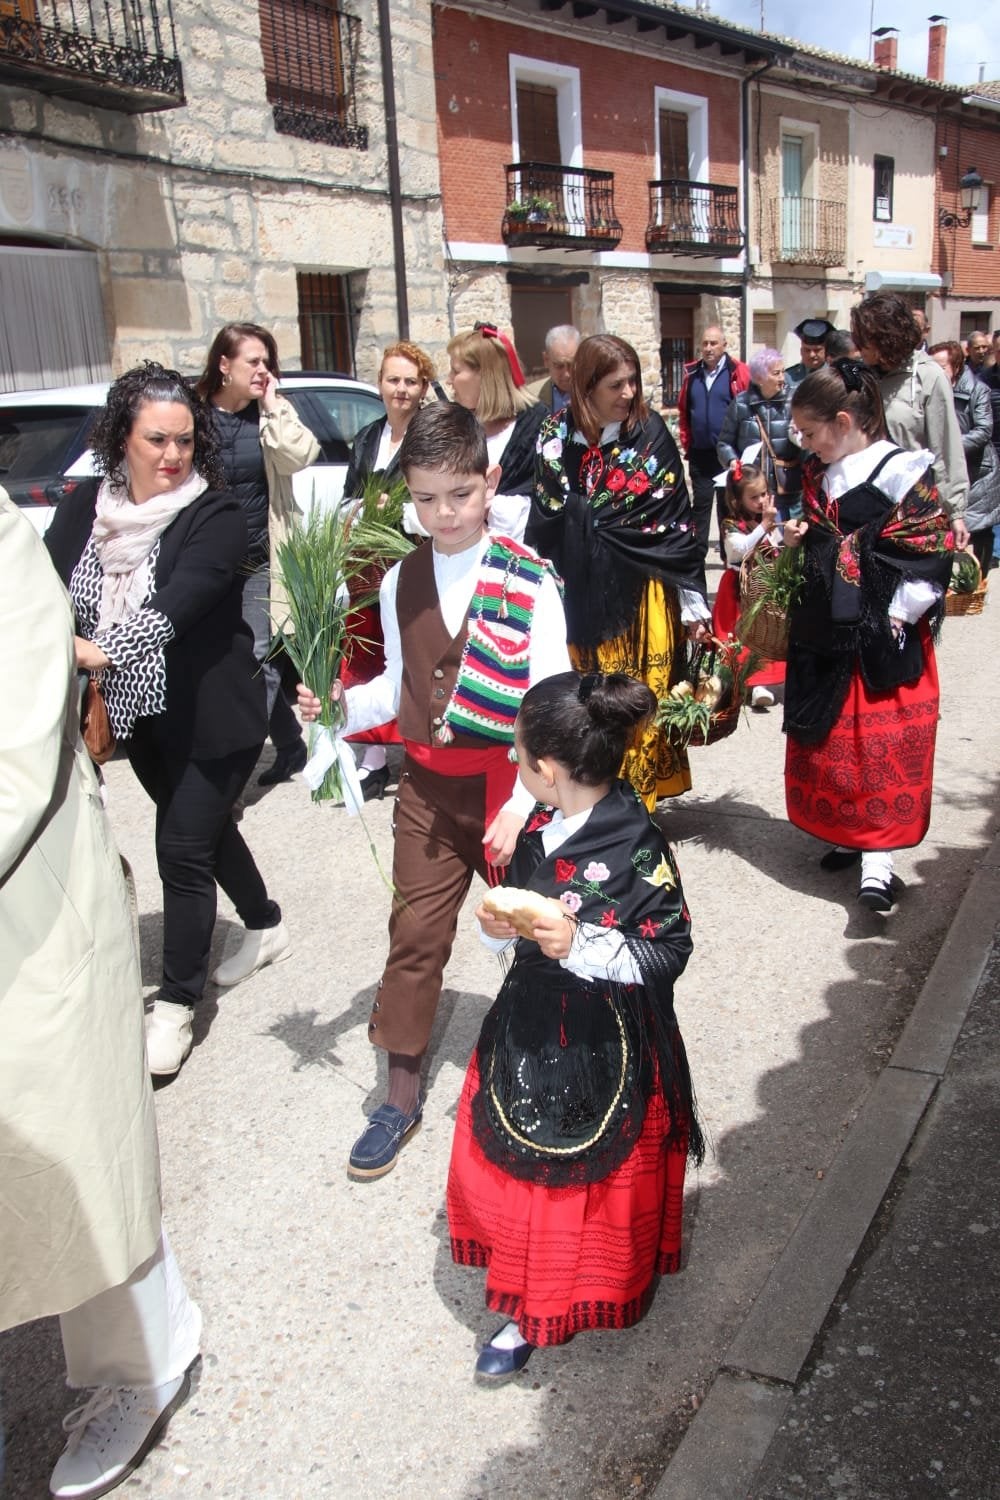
[864,271,944,293]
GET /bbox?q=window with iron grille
[297,271,355,373]
[259,0,367,150]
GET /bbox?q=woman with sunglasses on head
[196,322,320,786]
[784,360,953,911]
[45,363,288,1077]
[447,324,546,543]
[527,333,710,811]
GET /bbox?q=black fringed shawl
[527,411,706,664]
[472,780,703,1187]
[784,450,954,745]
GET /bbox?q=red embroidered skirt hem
[446,1054,688,1347]
[784,622,939,850]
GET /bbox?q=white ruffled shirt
[820,441,943,624]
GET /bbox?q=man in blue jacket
[677,325,749,563]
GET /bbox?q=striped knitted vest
[435,537,556,744]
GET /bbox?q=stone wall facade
[0,0,450,385]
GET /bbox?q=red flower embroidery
[600,908,618,928]
[525,810,551,834]
[639,917,658,939]
[606,469,627,493]
[626,471,651,495]
[555,859,577,884]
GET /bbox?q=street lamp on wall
[938,167,984,230]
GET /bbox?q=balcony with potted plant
[501,162,622,252]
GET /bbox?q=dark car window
[284,388,384,465]
[0,406,95,503]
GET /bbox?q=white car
[0,374,385,534]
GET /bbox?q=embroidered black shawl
[784,452,953,745]
[527,411,706,658]
[472,780,703,1187]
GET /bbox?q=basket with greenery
[736,544,805,661]
[944,549,987,616]
[656,637,757,748]
[272,505,413,807]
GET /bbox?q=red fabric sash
[403,739,517,848]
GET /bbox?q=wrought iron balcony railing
[769,196,847,268]
[260,0,366,151]
[646,180,744,257]
[502,163,623,252]
[0,0,183,111]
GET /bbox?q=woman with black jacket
[45,363,288,1078]
[717,347,802,519]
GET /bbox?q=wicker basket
[690,700,742,746]
[736,553,790,661]
[659,639,745,749]
[944,559,987,616]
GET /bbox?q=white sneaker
[49,1358,198,1499]
[211,919,291,988]
[751,685,775,711]
[145,1001,194,1077]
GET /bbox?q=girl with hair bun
[784,359,954,910]
[447,670,703,1379]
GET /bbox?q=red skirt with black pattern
[447,1053,688,1347]
[784,621,939,850]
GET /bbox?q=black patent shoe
[474,1334,535,1380]
[858,876,895,912]
[257,740,307,786]
[360,765,391,802]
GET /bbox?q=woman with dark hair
[447,324,546,541]
[928,340,1000,576]
[851,292,969,546]
[447,670,702,1378]
[716,345,802,519]
[339,339,437,801]
[784,360,953,910]
[527,333,709,809]
[196,322,320,785]
[45,363,288,1077]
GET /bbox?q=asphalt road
[3,560,999,1499]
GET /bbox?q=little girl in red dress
[447,671,703,1379]
[711,461,786,709]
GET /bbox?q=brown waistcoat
[395,541,488,750]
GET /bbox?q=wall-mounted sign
[874,224,915,250]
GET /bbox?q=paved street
[3,559,999,1499]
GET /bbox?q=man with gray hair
[526,324,580,413]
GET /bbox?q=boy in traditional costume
[298,403,569,1177]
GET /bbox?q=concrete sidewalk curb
[652,830,1000,1500]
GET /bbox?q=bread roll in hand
[481,886,567,940]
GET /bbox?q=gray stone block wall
[0,0,449,383]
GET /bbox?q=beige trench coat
[260,395,321,627]
[0,494,161,1331]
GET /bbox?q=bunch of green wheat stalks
[272,504,413,803]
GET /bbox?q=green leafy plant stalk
[271,506,413,805]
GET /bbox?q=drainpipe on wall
[377,0,409,339]
[741,58,776,361]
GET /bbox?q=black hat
[794,318,836,344]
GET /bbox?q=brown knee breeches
[368,755,492,1055]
